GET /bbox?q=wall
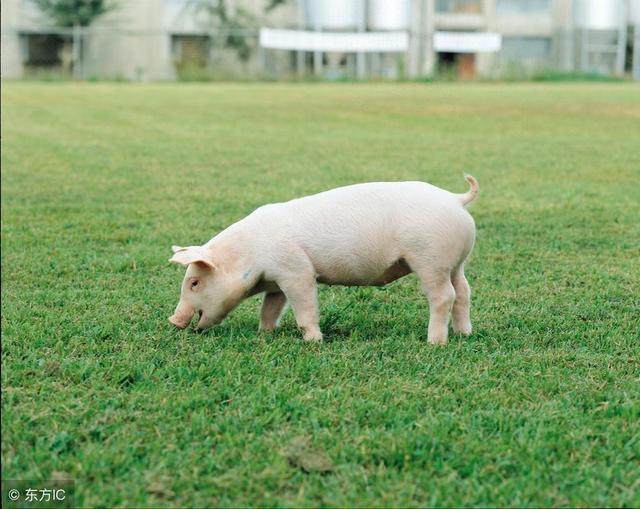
[1,0,23,78]
[1,0,298,81]
[83,1,173,80]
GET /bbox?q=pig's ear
[169,246,216,270]
[171,245,185,254]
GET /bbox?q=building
[263,0,636,79]
[1,0,638,80]
[1,0,296,80]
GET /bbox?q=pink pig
[169,175,478,345]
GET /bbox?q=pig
[169,175,478,345]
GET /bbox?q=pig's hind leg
[451,265,472,335]
[407,257,456,345]
[259,291,288,332]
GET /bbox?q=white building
[1,0,296,80]
[1,0,638,80]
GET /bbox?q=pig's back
[281,181,459,236]
[248,181,467,284]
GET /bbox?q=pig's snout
[169,302,195,329]
[168,314,189,329]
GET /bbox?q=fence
[2,25,417,81]
[2,26,269,81]
[2,24,638,81]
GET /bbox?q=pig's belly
[316,258,412,286]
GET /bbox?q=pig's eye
[191,280,199,290]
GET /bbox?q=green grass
[2,82,639,507]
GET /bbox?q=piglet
[169,175,478,345]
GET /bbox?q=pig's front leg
[278,277,323,342]
[259,291,287,332]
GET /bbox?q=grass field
[2,82,639,507]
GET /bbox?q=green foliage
[190,0,288,63]
[191,0,256,62]
[174,61,259,82]
[265,0,290,11]
[31,0,115,27]
[531,69,626,82]
[2,83,639,507]
[174,61,217,82]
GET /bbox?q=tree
[191,0,289,62]
[265,0,289,12]
[189,0,254,62]
[31,0,116,78]
[32,0,115,27]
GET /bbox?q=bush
[531,69,626,82]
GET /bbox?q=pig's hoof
[453,323,472,336]
[428,337,448,346]
[303,330,323,342]
[259,324,276,333]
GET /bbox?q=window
[436,0,483,15]
[171,35,211,68]
[21,34,70,67]
[500,36,551,62]
[496,0,551,14]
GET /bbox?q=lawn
[2,82,639,507]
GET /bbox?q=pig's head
[168,245,243,331]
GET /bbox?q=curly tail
[459,174,479,206]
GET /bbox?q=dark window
[171,35,211,68]
[22,34,68,67]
